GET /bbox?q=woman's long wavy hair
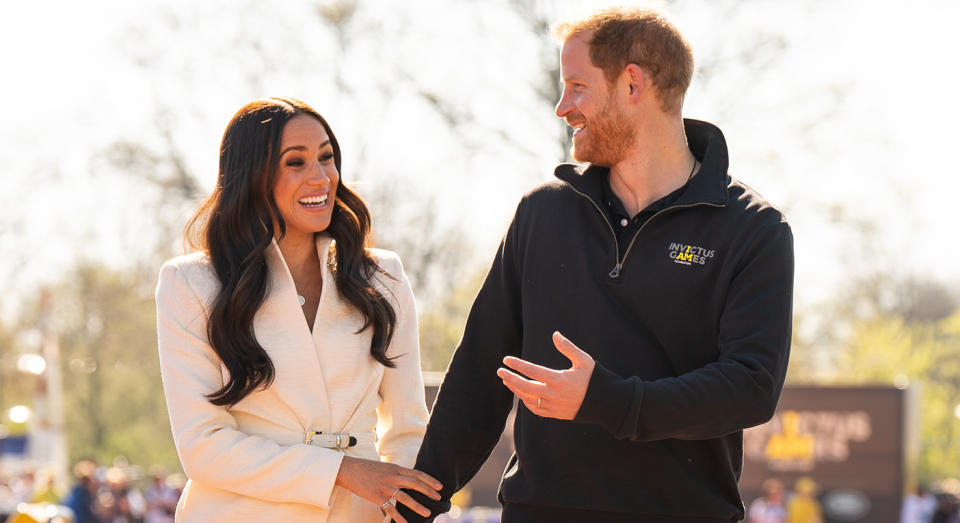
[185,97,397,407]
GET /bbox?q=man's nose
[555,92,572,118]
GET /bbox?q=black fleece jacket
[399,120,794,522]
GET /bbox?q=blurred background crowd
[0,458,182,523]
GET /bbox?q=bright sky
[1,0,958,319]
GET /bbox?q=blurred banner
[741,386,911,523]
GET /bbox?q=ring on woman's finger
[380,498,393,510]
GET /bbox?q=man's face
[555,32,634,166]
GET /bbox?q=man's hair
[552,7,693,114]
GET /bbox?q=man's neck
[607,117,696,217]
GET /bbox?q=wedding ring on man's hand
[537,397,542,409]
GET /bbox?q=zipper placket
[567,184,723,278]
[566,184,623,278]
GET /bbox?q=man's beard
[571,97,634,167]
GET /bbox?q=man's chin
[572,149,611,167]
[571,146,593,164]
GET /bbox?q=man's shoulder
[516,166,584,208]
[724,175,789,228]
[522,178,570,200]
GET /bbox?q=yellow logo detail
[765,411,815,461]
[668,242,715,266]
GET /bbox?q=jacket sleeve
[396,203,526,522]
[155,260,344,507]
[375,253,428,467]
[575,221,794,441]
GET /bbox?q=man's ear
[624,64,645,100]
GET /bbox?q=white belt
[305,430,373,449]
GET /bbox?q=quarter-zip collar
[554,118,730,209]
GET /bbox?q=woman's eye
[286,159,304,167]
[320,153,334,162]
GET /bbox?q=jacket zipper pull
[608,263,622,279]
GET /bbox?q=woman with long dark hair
[155,97,441,522]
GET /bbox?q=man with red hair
[400,7,794,522]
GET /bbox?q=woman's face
[272,114,339,241]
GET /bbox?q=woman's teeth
[298,195,327,206]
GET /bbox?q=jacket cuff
[573,361,638,436]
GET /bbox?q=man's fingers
[498,370,548,410]
[502,356,556,382]
[552,331,590,367]
[497,368,547,397]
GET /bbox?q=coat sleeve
[374,253,428,467]
[155,260,344,507]
[397,202,526,522]
[575,220,794,441]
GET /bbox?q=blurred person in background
[155,97,441,522]
[932,479,960,523]
[143,467,176,523]
[97,466,144,523]
[901,483,937,523]
[9,468,35,506]
[749,478,787,523]
[786,477,822,523]
[63,460,99,523]
[1,474,14,522]
[30,470,59,504]
[931,494,960,523]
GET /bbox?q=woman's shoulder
[157,251,218,297]
[366,248,404,276]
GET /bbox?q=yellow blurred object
[450,486,471,508]
[795,476,817,495]
[8,502,72,523]
[9,502,41,523]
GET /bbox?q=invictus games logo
[668,242,716,266]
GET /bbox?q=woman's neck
[276,232,322,284]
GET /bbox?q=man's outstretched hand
[496,331,595,420]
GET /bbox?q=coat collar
[252,233,337,431]
[554,118,730,208]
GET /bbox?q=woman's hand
[335,456,442,523]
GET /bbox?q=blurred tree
[0,320,33,429]
[835,310,960,482]
[16,263,180,470]
[105,0,489,306]
[418,267,488,372]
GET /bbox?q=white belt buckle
[305,430,357,449]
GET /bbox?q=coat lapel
[252,236,334,432]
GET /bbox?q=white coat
[155,234,427,522]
